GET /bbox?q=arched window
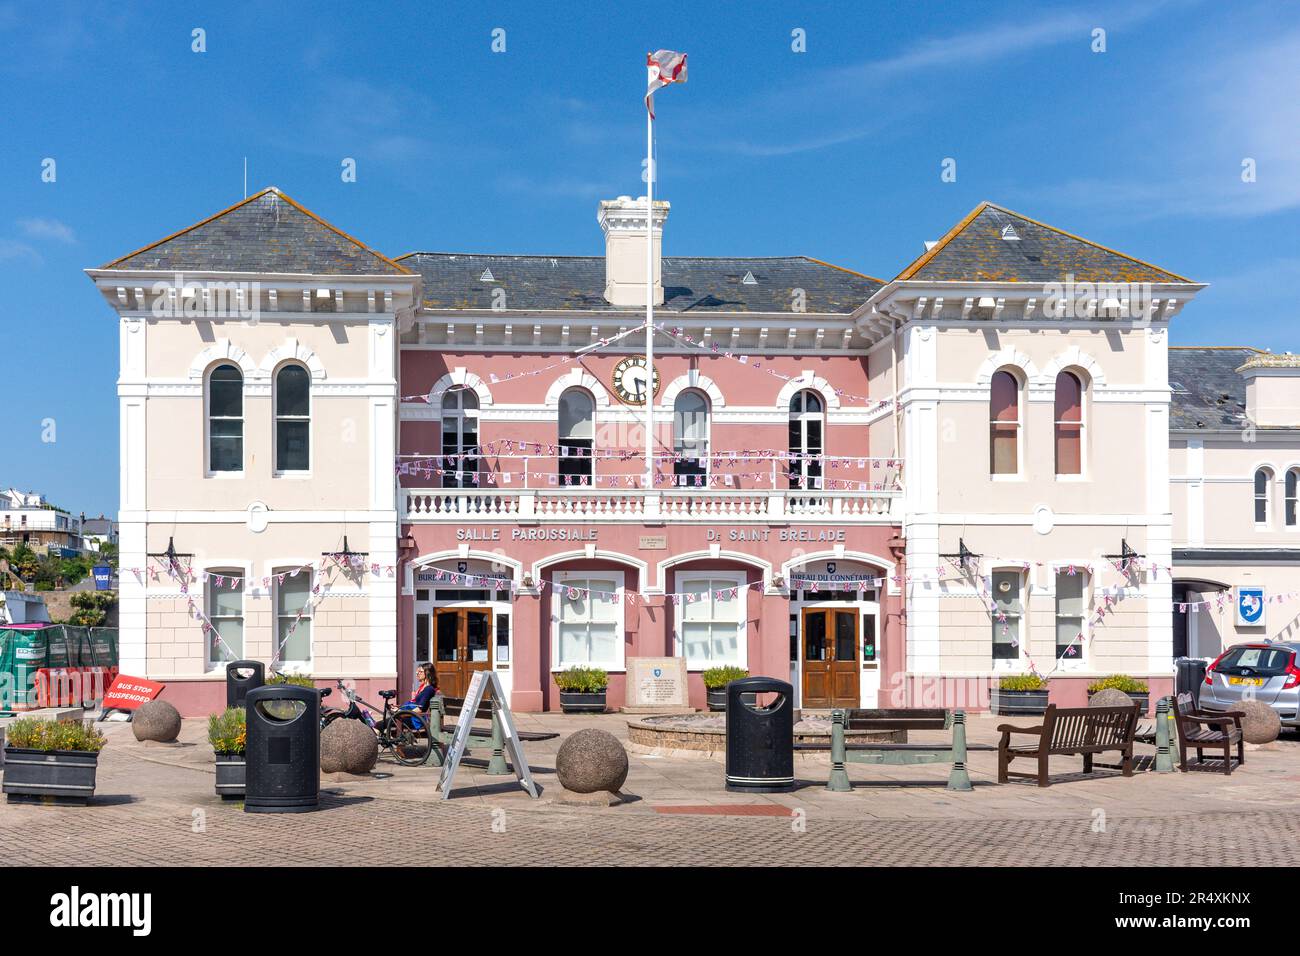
[673,390,710,487]
[1288,469,1299,528]
[440,386,479,488]
[788,390,824,489]
[989,370,1020,476]
[1254,467,1274,525]
[558,388,595,486]
[274,364,311,473]
[1054,370,1084,476]
[208,363,243,473]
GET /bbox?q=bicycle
[322,679,434,767]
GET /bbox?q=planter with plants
[990,674,1050,715]
[208,707,247,800]
[555,666,609,713]
[702,666,752,711]
[1087,675,1150,713]
[2,717,106,804]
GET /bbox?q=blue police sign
[1236,586,1265,627]
[92,565,112,591]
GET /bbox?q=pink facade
[396,345,904,712]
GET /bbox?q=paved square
[3,713,1298,866]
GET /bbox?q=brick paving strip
[3,715,1299,866]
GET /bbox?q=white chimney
[598,195,670,307]
[1240,353,1300,427]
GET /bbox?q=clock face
[611,357,661,405]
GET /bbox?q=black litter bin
[244,684,319,813]
[724,676,794,793]
[1175,657,1208,708]
[226,659,265,710]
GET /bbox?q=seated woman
[397,662,439,730]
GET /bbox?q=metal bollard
[826,709,852,792]
[1154,696,1175,773]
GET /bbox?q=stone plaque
[622,656,692,714]
[638,534,667,550]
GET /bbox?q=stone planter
[215,753,246,800]
[990,689,1050,716]
[1089,690,1149,715]
[559,690,607,714]
[706,689,758,712]
[2,748,99,804]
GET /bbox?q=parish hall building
[87,187,1300,717]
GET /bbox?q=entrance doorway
[801,607,859,708]
[433,608,493,698]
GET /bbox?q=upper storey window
[275,364,311,473]
[673,390,710,487]
[1255,467,1273,525]
[989,370,1021,476]
[440,386,479,488]
[788,390,824,490]
[558,388,595,486]
[1054,371,1084,476]
[207,363,243,474]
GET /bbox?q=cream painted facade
[856,278,1205,703]
[87,261,419,714]
[1171,353,1300,658]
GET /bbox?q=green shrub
[5,717,106,753]
[998,674,1048,691]
[207,707,247,755]
[554,666,608,693]
[1088,674,1148,694]
[702,665,750,689]
[267,672,315,688]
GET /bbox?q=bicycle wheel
[386,712,429,766]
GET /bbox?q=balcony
[402,487,899,524]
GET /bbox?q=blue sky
[2,0,1298,516]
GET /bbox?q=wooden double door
[432,608,493,699]
[801,608,860,708]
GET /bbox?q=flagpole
[644,60,655,492]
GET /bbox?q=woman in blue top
[398,662,438,729]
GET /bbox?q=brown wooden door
[432,608,493,698]
[801,608,860,708]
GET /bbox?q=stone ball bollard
[132,699,182,742]
[1088,688,1136,710]
[1236,699,1281,745]
[320,718,379,775]
[555,728,629,794]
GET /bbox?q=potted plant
[1088,674,1149,713]
[555,666,608,713]
[2,717,106,804]
[990,674,1050,715]
[702,666,751,711]
[208,707,247,800]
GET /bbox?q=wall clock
[611,357,661,405]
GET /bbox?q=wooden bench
[417,696,558,769]
[1172,692,1244,775]
[796,708,995,792]
[997,704,1139,787]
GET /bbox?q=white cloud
[18,217,75,244]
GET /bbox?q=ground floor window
[553,571,623,669]
[676,575,744,667]
[991,569,1022,660]
[275,568,312,667]
[1055,570,1086,662]
[206,569,244,667]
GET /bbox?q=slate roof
[896,202,1192,284]
[101,188,412,276]
[1168,347,1262,430]
[396,253,883,314]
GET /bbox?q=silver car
[1200,641,1300,729]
